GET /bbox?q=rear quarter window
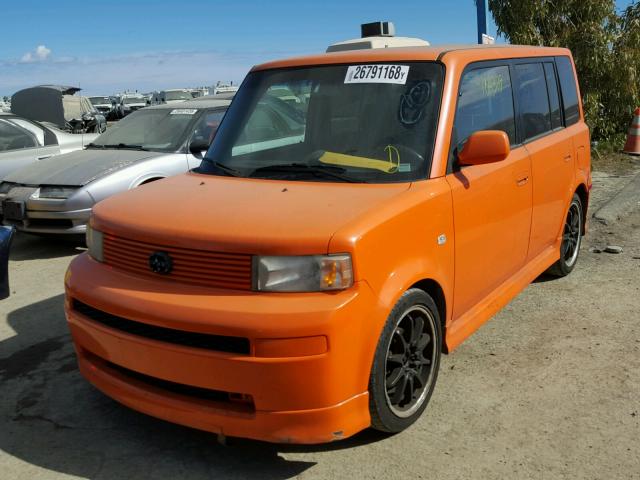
[543,62,563,129]
[556,56,580,126]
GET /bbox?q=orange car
[65,30,591,443]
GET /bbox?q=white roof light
[327,22,430,53]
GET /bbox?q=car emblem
[149,251,173,275]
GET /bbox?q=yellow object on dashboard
[319,148,399,173]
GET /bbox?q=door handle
[516,175,529,186]
[37,155,52,160]
[563,154,572,162]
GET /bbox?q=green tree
[485,0,640,143]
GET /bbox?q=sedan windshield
[200,62,443,183]
[89,108,201,152]
[90,97,111,105]
[123,96,146,105]
[165,91,192,101]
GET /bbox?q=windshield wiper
[103,143,150,151]
[249,163,364,183]
[200,158,243,177]
[85,143,106,149]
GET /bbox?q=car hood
[3,149,161,187]
[93,172,411,254]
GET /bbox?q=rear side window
[556,56,580,126]
[543,63,563,129]
[0,120,38,151]
[454,65,516,147]
[514,63,551,140]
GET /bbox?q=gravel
[1,167,639,480]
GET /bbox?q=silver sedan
[0,98,230,235]
[0,112,98,179]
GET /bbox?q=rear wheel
[369,289,442,433]
[547,193,583,277]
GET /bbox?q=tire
[369,288,442,433]
[547,193,583,277]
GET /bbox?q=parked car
[0,98,231,234]
[88,96,116,120]
[12,85,106,134]
[64,34,590,444]
[151,89,193,105]
[114,94,148,118]
[0,112,98,179]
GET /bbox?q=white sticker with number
[344,65,410,84]
[170,108,198,115]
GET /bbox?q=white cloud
[20,45,52,63]
[1,47,310,96]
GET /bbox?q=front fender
[329,178,455,367]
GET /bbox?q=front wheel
[369,289,442,433]
[547,193,583,277]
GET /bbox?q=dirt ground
[1,161,639,480]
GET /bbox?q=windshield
[199,62,443,183]
[123,96,146,105]
[89,97,110,105]
[90,108,201,152]
[165,91,192,101]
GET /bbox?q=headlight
[254,254,353,292]
[86,224,104,262]
[0,182,17,194]
[38,186,78,199]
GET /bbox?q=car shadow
[0,294,386,479]
[8,233,84,261]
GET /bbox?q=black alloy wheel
[369,289,442,433]
[548,193,583,277]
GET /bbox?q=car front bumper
[0,190,92,234]
[64,253,379,443]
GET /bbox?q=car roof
[252,44,572,71]
[146,98,232,110]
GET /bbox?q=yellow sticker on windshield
[319,151,398,173]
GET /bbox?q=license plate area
[2,201,26,220]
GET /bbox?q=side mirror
[458,130,510,166]
[0,226,16,300]
[189,139,210,156]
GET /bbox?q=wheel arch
[408,278,448,353]
[574,183,589,235]
[138,176,165,186]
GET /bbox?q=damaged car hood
[2,149,161,187]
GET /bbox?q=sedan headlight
[254,254,353,292]
[38,186,78,199]
[0,182,16,195]
[86,224,104,262]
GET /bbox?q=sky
[0,0,636,97]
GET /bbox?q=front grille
[102,233,252,290]
[73,300,250,354]
[28,218,74,229]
